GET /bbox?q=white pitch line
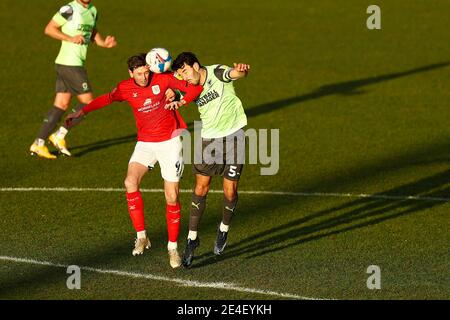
[0,255,324,300]
[1,187,449,202]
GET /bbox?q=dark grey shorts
[55,64,92,95]
[192,129,245,181]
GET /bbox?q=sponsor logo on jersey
[195,90,220,107]
[138,101,160,113]
[77,24,94,33]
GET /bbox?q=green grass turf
[0,0,449,299]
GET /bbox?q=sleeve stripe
[224,68,233,81]
[214,65,233,83]
[59,5,73,20]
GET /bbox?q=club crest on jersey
[152,85,160,95]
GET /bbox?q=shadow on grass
[4,135,449,295]
[191,168,450,268]
[69,134,136,157]
[70,61,450,157]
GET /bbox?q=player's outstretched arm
[65,93,115,128]
[44,19,85,44]
[93,30,117,48]
[229,63,250,80]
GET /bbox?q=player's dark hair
[127,53,147,71]
[172,52,202,70]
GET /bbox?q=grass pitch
[0,0,449,300]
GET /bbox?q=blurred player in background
[171,52,250,267]
[30,0,116,159]
[65,53,203,268]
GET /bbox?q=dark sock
[222,193,238,226]
[37,106,65,140]
[189,194,207,232]
[62,102,85,129]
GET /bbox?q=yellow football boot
[29,143,56,159]
[49,133,71,156]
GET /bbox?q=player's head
[127,53,150,87]
[172,52,203,85]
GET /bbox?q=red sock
[126,191,145,232]
[166,202,181,243]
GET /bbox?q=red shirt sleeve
[167,75,203,104]
[82,84,125,114]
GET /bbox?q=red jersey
[82,73,203,142]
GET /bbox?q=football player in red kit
[65,53,203,268]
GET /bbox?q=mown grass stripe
[0,255,327,300]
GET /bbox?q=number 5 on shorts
[228,165,237,177]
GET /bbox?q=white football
[146,48,172,73]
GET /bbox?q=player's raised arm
[228,63,250,80]
[64,93,109,128]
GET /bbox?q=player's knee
[223,184,237,201]
[80,98,93,105]
[124,176,139,192]
[194,184,209,197]
[223,185,237,201]
[78,93,94,105]
[164,190,179,205]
